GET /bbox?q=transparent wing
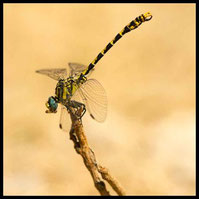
[71,87,84,104]
[68,62,94,77]
[36,68,67,81]
[59,104,71,132]
[73,79,107,122]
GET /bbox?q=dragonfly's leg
[65,104,72,114]
[69,100,86,119]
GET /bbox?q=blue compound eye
[46,97,58,112]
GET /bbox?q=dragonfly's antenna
[78,12,152,79]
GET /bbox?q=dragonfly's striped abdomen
[79,12,152,78]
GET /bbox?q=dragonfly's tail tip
[144,12,153,21]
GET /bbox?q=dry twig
[68,107,126,196]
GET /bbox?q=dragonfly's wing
[68,62,94,77]
[59,104,71,132]
[74,79,107,122]
[36,68,67,81]
[71,87,84,104]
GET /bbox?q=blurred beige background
[3,3,195,196]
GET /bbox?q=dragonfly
[36,12,152,132]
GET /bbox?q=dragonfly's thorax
[55,78,79,103]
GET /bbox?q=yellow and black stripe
[78,12,152,79]
[55,77,82,102]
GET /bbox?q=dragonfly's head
[45,96,58,113]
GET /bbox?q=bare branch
[68,107,126,196]
[98,165,126,196]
